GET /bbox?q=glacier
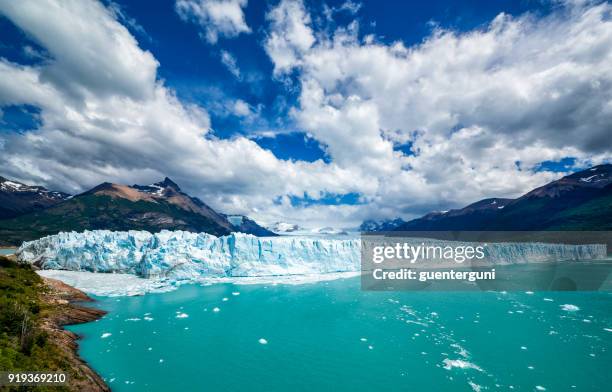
[17,230,361,280]
[16,230,608,296]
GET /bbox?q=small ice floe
[159,359,164,363]
[360,338,367,342]
[222,297,229,302]
[176,312,189,319]
[213,307,220,312]
[232,292,240,296]
[125,318,141,322]
[144,316,154,321]
[368,345,374,350]
[535,386,546,391]
[442,359,482,372]
[450,343,469,358]
[528,366,535,370]
[604,328,612,332]
[258,338,268,345]
[525,291,534,295]
[521,346,528,350]
[560,304,580,312]
[101,332,112,339]
[583,319,592,323]
[468,381,482,392]
[543,298,553,302]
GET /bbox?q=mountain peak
[0,175,71,220]
[154,177,180,190]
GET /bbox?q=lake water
[67,277,612,391]
[0,248,16,255]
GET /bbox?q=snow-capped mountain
[311,227,349,235]
[267,221,303,233]
[395,164,612,231]
[0,177,271,245]
[224,215,276,237]
[359,218,407,232]
[0,176,71,219]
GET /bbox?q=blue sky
[0,0,553,149]
[0,0,610,228]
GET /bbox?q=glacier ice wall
[17,230,361,279]
[17,231,607,281]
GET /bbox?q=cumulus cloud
[265,0,612,221]
[0,0,364,228]
[175,0,251,44]
[1,0,611,229]
[264,0,315,76]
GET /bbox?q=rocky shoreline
[39,275,110,391]
[0,254,110,392]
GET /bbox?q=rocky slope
[0,176,70,219]
[0,255,109,391]
[394,164,612,231]
[0,177,271,245]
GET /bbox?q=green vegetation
[0,194,230,246]
[0,256,72,391]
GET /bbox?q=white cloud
[264,0,612,222]
[264,0,315,76]
[175,0,251,44]
[1,0,611,229]
[232,99,252,117]
[220,49,241,78]
[0,0,366,228]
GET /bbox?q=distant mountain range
[3,164,610,245]
[0,177,274,245]
[0,176,71,219]
[363,164,612,232]
[266,221,303,233]
[359,218,407,232]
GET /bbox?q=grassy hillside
[0,194,231,246]
[0,256,108,391]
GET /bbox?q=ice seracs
[18,230,360,279]
[17,230,606,284]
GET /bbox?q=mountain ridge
[390,164,612,231]
[0,176,71,219]
[0,176,273,245]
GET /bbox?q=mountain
[0,176,71,219]
[395,164,612,231]
[0,177,270,245]
[224,215,277,237]
[360,218,407,232]
[267,222,303,234]
[311,227,349,235]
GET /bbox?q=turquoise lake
[68,277,612,391]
